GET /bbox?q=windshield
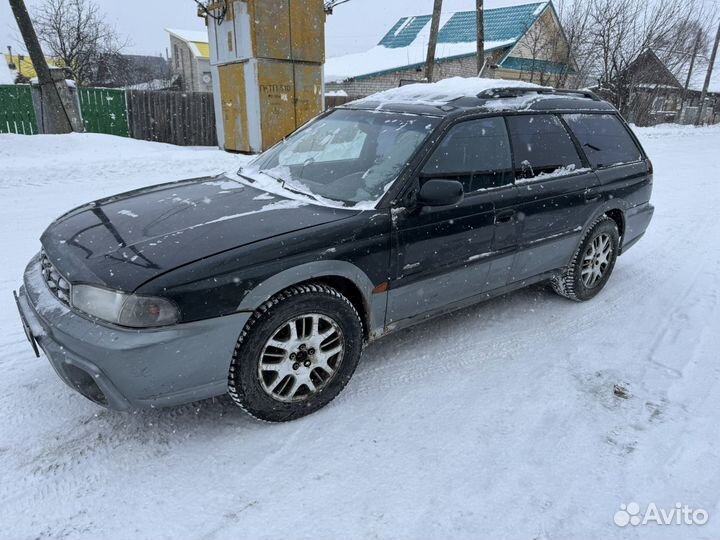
[242,109,440,207]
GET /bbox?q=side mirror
[418,179,464,207]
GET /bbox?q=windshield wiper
[252,170,326,205]
[236,172,257,183]
[275,179,325,205]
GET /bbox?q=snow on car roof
[348,77,547,109]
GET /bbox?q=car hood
[41,175,357,291]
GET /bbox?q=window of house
[506,115,583,180]
[563,114,643,169]
[174,45,180,69]
[421,117,514,193]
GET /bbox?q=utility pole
[9,0,80,133]
[476,0,485,75]
[681,29,702,118]
[696,19,720,126]
[425,0,443,82]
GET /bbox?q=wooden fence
[2,86,355,144]
[126,90,217,146]
[78,87,129,137]
[0,85,217,146]
[0,85,37,135]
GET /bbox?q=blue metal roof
[379,15,433,48]
[439,3,546,43]
[500,56,574,75]
[377,2,547,48]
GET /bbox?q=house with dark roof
[593,48,720,126]
[325,1,575,97]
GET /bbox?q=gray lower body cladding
[16,255,250,410]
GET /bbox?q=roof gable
[166,28,208,44]
[166,28,210,59]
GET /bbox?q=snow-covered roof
[166,28,210,59]
[166,28,209,44]
[325,1,550,83]
[350,76,544,108]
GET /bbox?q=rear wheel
[228,283,364,422]
[552,216,620,301]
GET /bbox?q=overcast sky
[2,0,559,59]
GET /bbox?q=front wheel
[552,216,620,301]
[228,283,364,422]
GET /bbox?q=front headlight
[71,285,180,328]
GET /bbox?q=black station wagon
[15,79,654,422]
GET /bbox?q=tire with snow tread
[552,216,620,302]
[228,283,364,422]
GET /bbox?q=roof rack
[476,87,601,101]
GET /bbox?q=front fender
[237,260,387,339]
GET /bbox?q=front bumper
[16,254,251,410]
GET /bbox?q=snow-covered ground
[1,127,719,540]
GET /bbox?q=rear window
[563,114,643,169]
[506,115,583,180]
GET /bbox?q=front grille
[40,252,72,307]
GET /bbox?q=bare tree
[32,0,128,86]
[553,0,712,118]
[556,0,595,88]
[594,0,714,116]
[519,14,565,86]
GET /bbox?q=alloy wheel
[581,233,613,288]
[258,314,344,402]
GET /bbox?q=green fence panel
[78,87,129,137]
[0,85,38,135]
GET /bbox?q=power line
[193,0,227,24]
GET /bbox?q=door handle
[495,210,517,224]
[585,191,602,202]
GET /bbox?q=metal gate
[0,85,38,135]
[78,87,129,137]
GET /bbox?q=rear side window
[506,115,583,180]
[563,114,643,169]
[422,117,514,193]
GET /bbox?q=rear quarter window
[506,115,584,180]
[563,114,643,169]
